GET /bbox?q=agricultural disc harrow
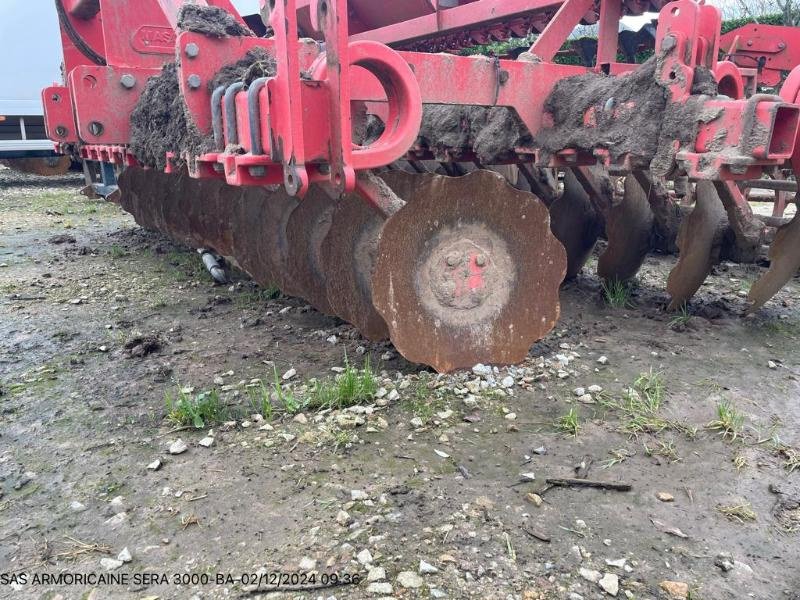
[42,0,800,372]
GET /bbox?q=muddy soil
[1,166,800,600]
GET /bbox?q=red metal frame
[721,24,800,89]
[43,0,800,197]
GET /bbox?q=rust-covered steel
[597,174,654,284]
[372,170,566,373]
[666,181,728,310]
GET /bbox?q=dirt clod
[177,5,252,38]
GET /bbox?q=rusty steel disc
[321,191,391,340]
[119,167,290,290]
[379,169,438,201]
[371,169,567,373]
[597,174,654,283]
[284,186,336,314]
[747,205,800,313]
[666,181,728,310]
[550,169,601,279]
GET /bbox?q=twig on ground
[544,477,632,492]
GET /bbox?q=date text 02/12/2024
[1,571,363,588]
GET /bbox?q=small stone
[367,566,386,581]
[500,375,515,388]
[768,360,777,369]
[100,558,124,571]
[326,335,338,344]
[597,356,609,365]
[351,489,369,501]
[714,553,735,572]
[282,368,297,380]
[520,472,536,482]
[605,558,626,568]
[599,573,619,596]
[659,581,689,599]
[573,387,586,396]
[298,557,316,570]
[430,589,447,599]
[117,547,132,563]
[577,394,594,404]
[396,571,424,588]
[436,409,454,420]
[410,416,424,427]
[357,549,373,565]
[532,446,547,455]
[504,412,517,420]
[70,500,87,512]
[526,493,543,507]
[657,491,674,502]
[387,389,400,402]
[336,510,352,526]
[168,439,188,455]
[293,413,308,424]
[419,560,439,574]
[434,449,450,459]
[198,436,214,448]
[104,512,127,527]
[366,582,392,595]
[588,384,603,393]
[472,363,492,378]
[579,567,602,583]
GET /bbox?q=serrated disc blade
[666,180,727,309]
[597,174,653,283]
[371,170,567,373]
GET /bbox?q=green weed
[707,401,745,442]
[246,380,274,421]
[166,387,227,428]
[307,357,378,411]
[556,407,580,436]
[402,374,446,422]
[668,303,692,329]
[601,278,634,308]
[272,367,303,414]
[234,285,281,308]
[108,244,126,259]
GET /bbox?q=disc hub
[418,224,514,325]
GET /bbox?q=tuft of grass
[707,401,745,442]
[246,380,273,421]
[166,387,227,428]
[601,447,634,469]
[271,367,303,414]
[644,439,681,463]
[556,407,580,436]
[331,429,358,453]
[108,244,126,259]
[402,374,446,422]
[717,502,757,523]
[668,303,692,329]
[307,358,378,411]
[234,285,281,308]
[601,278,634,308]
[619,369,672,435]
